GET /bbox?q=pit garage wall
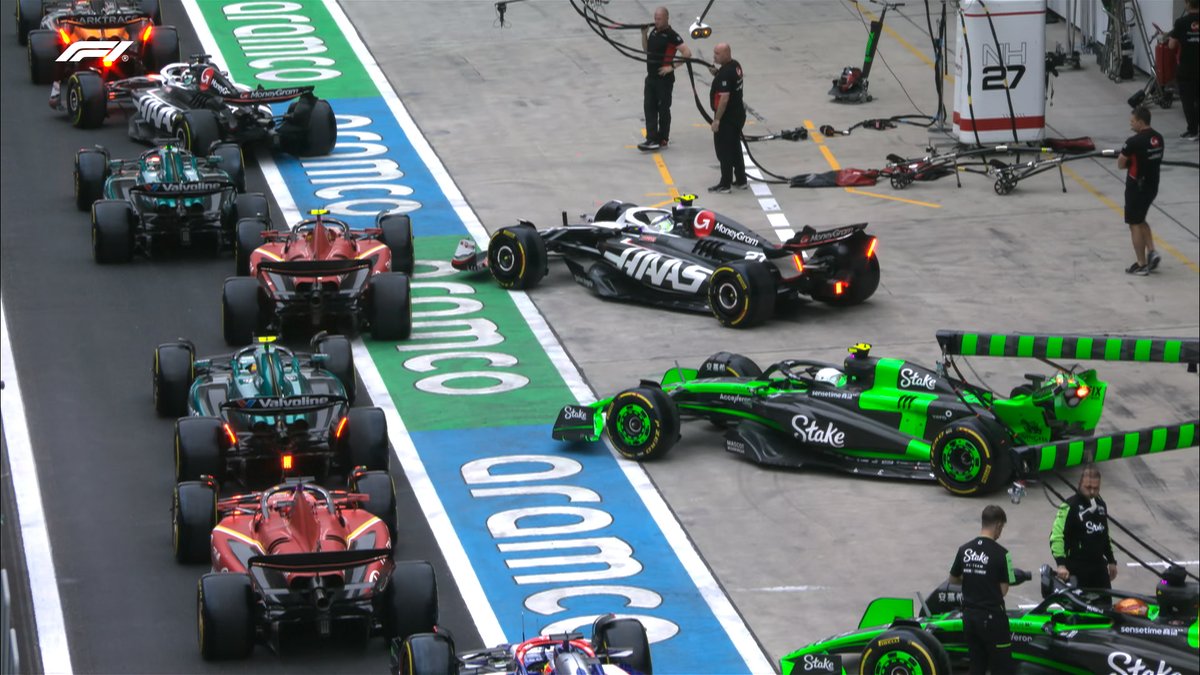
[1046,0,1184,76]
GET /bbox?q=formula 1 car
[391,615,653,675]
[223,210,414,346]
[75,142,267,263]
[153,334,390,487]
[553,331,1199,495]
[22,0,177,84]
[172,476,438,660]
[452,195,880,328]
[779,564,1199,675]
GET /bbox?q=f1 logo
[56,41,134,63]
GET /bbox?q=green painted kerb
[362,235,576,431]
[195,0,373,99]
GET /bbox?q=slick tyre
[175,416,224,483]
[815,254,881,307]
[91,200,134,264]
[898,628,951,675]
[930,416,1013,496]
[377,213,414,276]
[315,334,356,403]
[605,386,680,461]
[698,351,763,379]
[233,192,270,224]
[397,633,458,675]
[593,200,636,223]
[211,143,246,193]
[154,341,194,417]
[707,260,776,328]
[342,407,389,472]
[350,470,396,540]
[75,148,110,211]
[369,273,412,341]
[146,25,179,72]
[386,561,438,641]
[27,29,59,84]
[16,0,42,46]
[221,277,264,346]
[234,218,267,276]
[300,98,336,156]
[139,0,163,24]
[487,225,547,290]
[66,70,106,128]
[859,629,948,675]
[197,573,254,660]
[173,481,216,564]
[592,616,653,675]
[175,109,221,155]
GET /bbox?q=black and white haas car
[453,195,881,328]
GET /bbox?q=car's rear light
[58,28,71,44]
[141,24,153,42]
[282,454,294,471]
[866,237,878,259]
[1076,385,1090,399]
[791,254,804,273]
[334,416,348,440]
[834,281,847,295]
[221,423,238,447]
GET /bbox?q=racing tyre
[16,0,42,45]
[65,70,106,128]
[197,573,254,660]
[350,470,396,540]
[301,98,336,156]
[930,416,1013,496]
[592,616,653,675]
[377,213,414,276]
[27,29,58,84]
[815,254,881,307]
[211,143,245,193]
[139,0,163,24]
[342,407,389,472]
[858,628,948,675]
[487,225,547,290]
[175,109,221,155]
[154,341,194,417]
[146,25,178,72]
[896,627,951,675]
[221,277,265,346]
[699,351,763,379]
[386,561,438,640]
[234,218,267,276]
[397,633,458,675]
[707,260,776,328]
[593,200,636,223]
[175,416,225,483]
[605,386,680,461]
[91,200,134,264]
[233,192,270,224]
[75,148,110,211]
[369,273,412,341]
[173,481,216,564]
[315,334,356,403]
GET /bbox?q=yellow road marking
[845,187,942,208]
[649,198,676,208]
[652,153,681,200]
[1062,166,1200,274]
[819,145,842,170]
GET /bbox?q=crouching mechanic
[950,505,1015,674]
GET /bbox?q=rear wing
[936,330,1199,367]
[59,12,148,27]
[782,223,868,250]
[258,259,372,277]
[223,394,347,416]
[248,548,390,573]
[222,86,314,105]
[130,180,234,198]
[1014,420,1198,475]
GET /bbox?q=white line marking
[744,145,792,243]
[326,2,773,669]
[1126,560,1199,567]
[1,301,73,675]
[737,585,828,593]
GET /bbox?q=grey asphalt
[0,1,478,671]
[341,0,1199,667]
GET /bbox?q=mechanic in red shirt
[707,43,747,193]
[1117,106,1165,276]
[637,7,692,151]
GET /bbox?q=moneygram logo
[56,41,134,63]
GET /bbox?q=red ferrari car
[222,209,415,345]
[172,473,438,660]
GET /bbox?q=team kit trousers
[643,74,675,145]
[713,115,746,186]
[962,608,1014,675]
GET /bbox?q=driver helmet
[645,212,674,234]
[1114,597,1148,617]
[815,367,844,387]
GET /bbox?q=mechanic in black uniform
[637,7,691,151]
[1117,105,1165,276]
[707,43,747,193]
[949,505,1015,674]
[1050,465,1118,592]
[1170,0,1199,140]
